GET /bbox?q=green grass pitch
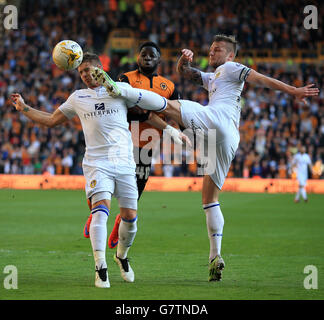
[0,189,323,300]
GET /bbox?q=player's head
[209,34,238,68]
[78,52,102,88]
[137,41,161,75]
[300,146,306,154]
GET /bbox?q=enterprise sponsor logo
[83,108,119,119]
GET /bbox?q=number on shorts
[136,166,150,180]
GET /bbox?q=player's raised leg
[91,67,167,112]
[89,195,111,288]
[162,100,185,127]
[202,175,225,281]
[91,67,191,126]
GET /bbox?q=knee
[120,208,137,221]
[91,200,110,225]
[92,199,109,209]
[202,195,219,205]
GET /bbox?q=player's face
[78,62,99,89]
[208,41,234,68]
[138,47,160,74]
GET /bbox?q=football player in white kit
[292,146,313,202]
[92,34,319,281]
[10,53,145,288]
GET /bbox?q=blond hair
[213,34,238,57]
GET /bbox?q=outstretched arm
[246,70,319,104]
[176,49,203,85]
[10,93,68,128]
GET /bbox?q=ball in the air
[52,40,83,71]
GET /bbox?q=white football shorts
[179,99,240,189]
[82,157,138,210]
[297,173,307,187]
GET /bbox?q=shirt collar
[138,68,158,78]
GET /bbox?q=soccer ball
[52,40,83,71]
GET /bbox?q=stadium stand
[0,0,323,179]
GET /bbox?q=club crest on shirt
[215,71,221,79]
[160,82,167,90]
[90,180,97,188]
[95,103,105,110]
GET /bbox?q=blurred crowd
[114,0,323,51]
[0,0,323,179]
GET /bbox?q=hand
[164,125,192,147]
[176,49,194,73]
[293,84,319,105]
[180,49,194,63]
[10,93,26,111]
[178,131,192,148]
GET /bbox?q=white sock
[203,202,224,262]
[117,216,138,259]
[118,84,167,112]
[301,187,307,200]
[93,250,106,270]
[90,205,109,269]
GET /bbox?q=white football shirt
[59,86,135,167]
[200,61,251,126]
[292,152,311,179]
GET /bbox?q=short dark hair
[213,34,238,57]
[139,41,161,55]
[81,52,102,66]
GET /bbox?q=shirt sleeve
[58,92,77,119]
[224,61,251,82]
[200,71,214,90]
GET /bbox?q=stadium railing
[1,175,324,194]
